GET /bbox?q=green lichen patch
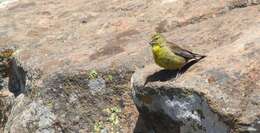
[94,106,122,133]
[87,69,98,80]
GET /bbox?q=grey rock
[4,94,56,133]
[3,70,136,133]
[68,92,78,103]
[88,77,106,94]
[101,128,109,133]
[0,88,14,131]
[131,65,230,133]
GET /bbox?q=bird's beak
[149,40,155,46]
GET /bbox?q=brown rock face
[0,0,259,132]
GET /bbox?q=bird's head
[149,33,165,47]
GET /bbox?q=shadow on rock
[133,111,181,133]
[145,59,202,85]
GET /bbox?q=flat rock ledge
[131,26,260,133]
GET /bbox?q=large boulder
[0,0,260,132]
[131,25,260,133]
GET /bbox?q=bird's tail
[193,53,206,60]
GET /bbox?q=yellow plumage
[149,33,205,70]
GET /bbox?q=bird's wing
[166,41,204,60]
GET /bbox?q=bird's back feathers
[166,41,205,61]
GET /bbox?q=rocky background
[0,0,260,133]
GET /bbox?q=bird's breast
[152,46,186,70]
[152,45,160,53]
[152,45,170,59]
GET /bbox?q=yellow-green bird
[149,33,205,70]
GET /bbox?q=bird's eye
[152,33,161,40]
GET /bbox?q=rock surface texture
[0,0,259,132]
[131,26,260,132]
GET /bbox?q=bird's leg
[176,69,183,78]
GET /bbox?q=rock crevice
[8,59,26,97]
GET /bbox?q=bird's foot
[176,70,183,78]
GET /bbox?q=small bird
[149,33,205,70]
